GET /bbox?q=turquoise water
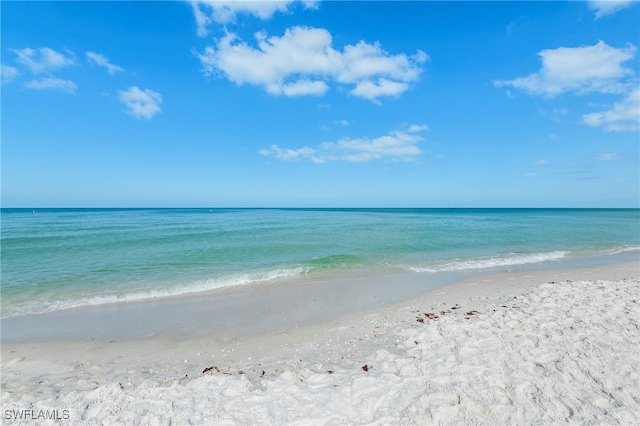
[1,208,638,318]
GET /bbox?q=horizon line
[2,206,639,210]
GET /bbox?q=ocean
[1,208,638,319]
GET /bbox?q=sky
[1,0,639,208]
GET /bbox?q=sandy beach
[3,0,639,422]
[2,261,639,424]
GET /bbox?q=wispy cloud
[494,41,636,97]
[1,64,19,85]
[190,0,319,36]
[588,0,637,19]
[259,145,318,162]
[197,26,427,102]
[596,153,623,161]
[319,131,423,163]
[12,47,75,74]
[10,47,78,93]
[533,159,547,166]
[118,86,162,120]
[506,16,525,35]
[24,77,77,94]
[583,88,639,132]
[260,124,428,163]
[408,124,429,133]
[334,120,350,126]
[537,108,568,122]
[86,51,124,75]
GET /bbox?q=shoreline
[2,260,639,423]
[2,249,638,343]
[3,247,638,323]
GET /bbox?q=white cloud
[320,131,423,162]
[494,41,636,97]
[496,40,639,133]
[13,47,75,74]
[260,124,427,163]
[86,51,124,75]
[24,77,77,94]
[197,26,427,102]
[533,159,547,166]
[118,86,163,120]
[301,0,320,10]
[351,79,409,102]
[408,124,429,133]
[1,64,19,84]
[190,1,213,37]
[582,88,640,132]
[191,0,317,35]
[334,120,350,126]
[281,79,328,97]
[259,145,319,162]
[338,42,427,83]
[588,0,637,19]
[596,153,623,161]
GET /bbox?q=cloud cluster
[260,124,428,163]
[5,46,162,120]
[9,47,78,93]
[588,0,637,19]
[190,0,319,36]
[197,26,428,102]
[118,86,163,120]
[495,41,639,132]
[5,47,127,95]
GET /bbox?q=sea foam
[1,267,311,318]
[405,251,569,273]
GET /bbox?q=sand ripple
[2,278,639,425]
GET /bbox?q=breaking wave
[404,251,569,273]
[2,267,310,319]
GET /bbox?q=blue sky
[2,0,639,207]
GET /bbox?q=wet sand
[1,261,639,424]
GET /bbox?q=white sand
[2,262,639,424]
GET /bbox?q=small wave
[405,251,569,273]
[1,267,310,319]
[309,254,363,269]
[601,245,640,256]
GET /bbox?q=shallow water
[2,208,638,318]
